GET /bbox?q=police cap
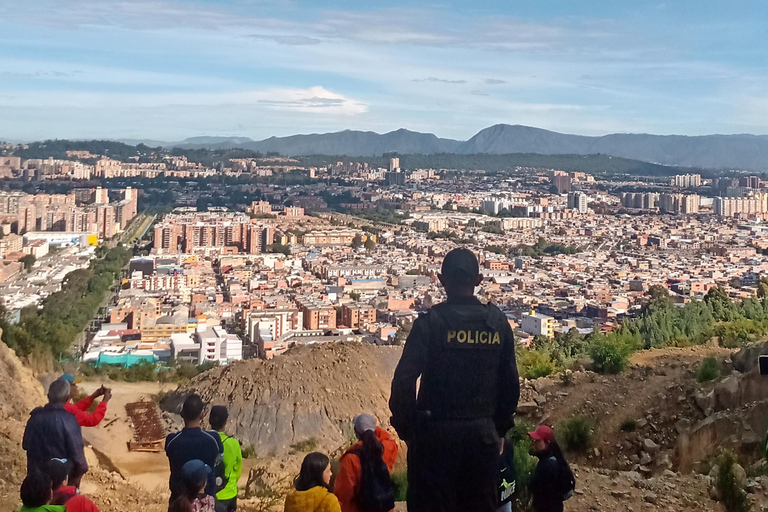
[441,248,480,284]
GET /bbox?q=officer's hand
[102,389,113,402]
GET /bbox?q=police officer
[390,247,519,512]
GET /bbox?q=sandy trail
[78,380,174,492]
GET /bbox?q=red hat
[528,425,555,443]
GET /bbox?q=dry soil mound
[161,342,403,457]
[0,333,48,507]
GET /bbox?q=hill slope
[166,124,768,169]
[161,343,403,457]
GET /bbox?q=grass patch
[620,419,637,433]
[557,415,594,452]
[242,444,257,459]
[697,357,721,383]
[391,470,408,502]
[289,438,318,455]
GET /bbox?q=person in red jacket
[60,374,111,427]
[334,414,399,512]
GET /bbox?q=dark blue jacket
[23,403,88,479]
[165,427,224,501]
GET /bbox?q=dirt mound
[0,334,48,508]
[161,342,403,457]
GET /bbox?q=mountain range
[121,124,768,170]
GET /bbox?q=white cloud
[0,86,367,114]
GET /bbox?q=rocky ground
[3,337,768,511]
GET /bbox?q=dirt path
[78,380,175,492]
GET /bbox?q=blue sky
[1,0,767,141]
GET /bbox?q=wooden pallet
[127,439,164,453]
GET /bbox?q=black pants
[215,497,237,512]
[407,417,500,512]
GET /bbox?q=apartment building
[521,312,555,338]
[296,298,337,330]
[339,303,376,330]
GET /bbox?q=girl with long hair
[284,452,341,512]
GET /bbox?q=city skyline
[2,0,768,141]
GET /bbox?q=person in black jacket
[23,378,88,488]
[528,425,568,512]
[390,248,519,512]
[165,394,224,504]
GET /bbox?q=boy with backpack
[528,425,575,512]
[334,414,399,512]
[209,406,242,512]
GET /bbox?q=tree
[267,244,290,256]
[758,277,768,300]
[351,234,363,249]
[405,269,420,275]
[364,238,376,252]
[20,254,36,271]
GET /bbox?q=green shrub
[557,415,594,452]
[716,450,750,512]
[505,420,538,512]
[589,336,635,374]
[620,419,637,433]
[289,438,318,454]
[391,470,408,502]
[697,357,721,383]
[123,360,157,382]
[242,444,256,459]
[517,348,557,379]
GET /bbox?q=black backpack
[550,456,576,501]
[351,448,395,512]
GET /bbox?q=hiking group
[17,248,575,512]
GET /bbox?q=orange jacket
[65,397,107,427]
[334,427,399,512]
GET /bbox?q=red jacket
[65,397,108,427]
[65,495,101,512]
[52,485,78,505]
[334,427,399,512]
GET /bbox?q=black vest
[416,300,511,420]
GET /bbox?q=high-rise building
[567,192,588,213]
[152,212,273,255]
[672,174,701,188]
[552,175,572,194]
[389,157,400,172]
[93,187,109,204]
[385,171,406,186]
[659,193,699,214]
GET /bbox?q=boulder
[643,438,660,453]
[532,377,555,393]
[715,374,742,411]
[675,418,692,435]
[517,401,539,415]
[694,389,715,416]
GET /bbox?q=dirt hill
[161,342,404,457]
[0,333,167,512]
[0,331,48,507]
